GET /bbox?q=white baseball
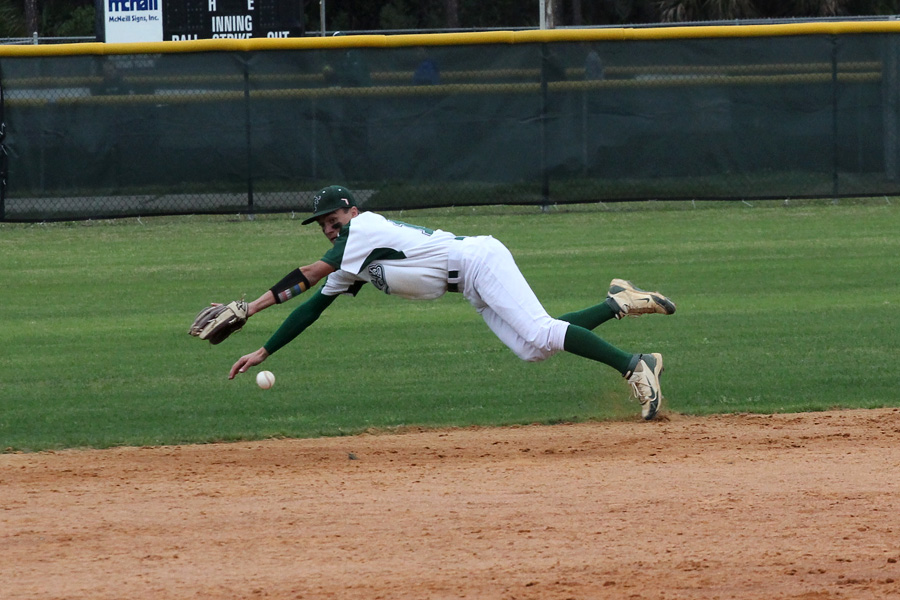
[256,370,275,390]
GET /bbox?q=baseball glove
[189,300,248,345]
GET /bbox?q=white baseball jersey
[320,211,458,300]
[317,211,569,362]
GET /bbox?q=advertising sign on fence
[101,0,164,43]
[97,0,304,43]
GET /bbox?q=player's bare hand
[229,347,270,379]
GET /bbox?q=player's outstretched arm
[247,291,277,317]
[229,347,269,379]
[252,261,336,316]
[228,288,338,379]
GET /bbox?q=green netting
[1,28,899,221]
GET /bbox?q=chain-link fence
[2,24,900,221]
[0,36,96,45]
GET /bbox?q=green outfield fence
[2,22,900,221]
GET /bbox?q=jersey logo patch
[368,263,390,294]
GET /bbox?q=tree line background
[2,0,900,38]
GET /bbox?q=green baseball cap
[302,185,359,225]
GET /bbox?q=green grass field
[1,199,898,452]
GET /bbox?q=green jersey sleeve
[320,228,349,269]
[263,289,338,355]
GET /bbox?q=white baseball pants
[449,236,569,362]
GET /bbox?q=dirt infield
[4,408,900,600]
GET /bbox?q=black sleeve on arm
[263,289,337,355]
[270,268,312,304]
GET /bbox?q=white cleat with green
[606,279,676,320]
[625,353,664,420]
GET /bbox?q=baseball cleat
[625,353,664,420]
[606,279,676,320]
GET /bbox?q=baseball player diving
[190,185,676,420]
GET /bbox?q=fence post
[0,137,5,221]
[243,55,255,215]
[540,44,550,210]
[884,35,899,181]
[0,63,6,221]
[831,35,840,201]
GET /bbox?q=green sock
[563,324,635,375]
[558,300,616,330]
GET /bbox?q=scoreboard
[164,0,304,40]
[98,0,305,43]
